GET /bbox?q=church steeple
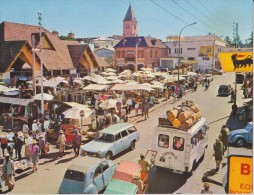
[123,4,138,37]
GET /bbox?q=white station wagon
[81,123,140,159]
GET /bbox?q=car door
[120,129,130,150]
[247,126,253,143]
[114,132,124,154]
[93,165,104,192]
[100,161,113,187]
[170,134,187,172]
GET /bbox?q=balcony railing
[125,57,135,61]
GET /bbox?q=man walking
[213,138,223,173]
[72,129,82,157]
[57,130,66,158]
[13,133,23,160]
[219,125,230,156]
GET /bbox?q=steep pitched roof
[123,4,137,21]
[0,21,74,70]
[114,36,167,49]
[94,53,111,67]
[0,40,27,72]
[68,44,89,67]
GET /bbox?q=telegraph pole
[233,22,238,105]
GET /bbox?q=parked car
[229,122,253,147]
[81,123,140,159]
[218,85,233,96]
[104,179,138,194]
[58,158,117,194]
[211,69,223,75]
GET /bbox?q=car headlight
[98,151,103,158]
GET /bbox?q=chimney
[68,32,75,39]
[52,30,59,37]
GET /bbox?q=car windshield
[97,133,115,142]
[245,124,253,132]
[64,170,85,182]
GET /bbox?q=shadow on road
[148,166,189,193]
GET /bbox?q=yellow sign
[228,155,252,194]
[219,52,253,72]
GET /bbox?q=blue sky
[0,0,252,42]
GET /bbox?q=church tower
[123,4,138,37]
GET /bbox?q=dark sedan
[218,85,232,96]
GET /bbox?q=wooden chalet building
[0,21,110,86]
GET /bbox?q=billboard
[227,155,252,194]
[219,52,253,72]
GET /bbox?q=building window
[150,50,152,58]
[188,57,195,60]
[155,50,158,58]
[126,24,130,29]
[134,25,136,30]
[187,48,196,50]
[141,50,144,58]
[117,50,121,58]
[122,50,125,58]
[168,48,171,54]
[175,48,182,54]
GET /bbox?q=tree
[248,31,253,47]
[224,36,233,47]
[59,35,75,41]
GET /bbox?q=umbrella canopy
[187,72,197,77]
[33,93,54,101]
[105,68,117,72]
[107,72,116,76]
[99,99,118,109]
[111,79,126,84]
[63,106,92,119]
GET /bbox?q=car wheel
[235,138,246,147]
[130,141,136,150]
[105,151,112,160]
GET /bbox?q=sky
[0,0,252,42]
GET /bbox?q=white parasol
[33,93,54,101]
[63,106,92,119]
[105,68,117,72]
[99,99,118,109]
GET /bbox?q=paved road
[6,72,251,194]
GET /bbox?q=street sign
[227,155,252,194]
[219,52,253,72]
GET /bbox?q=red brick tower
[123,4,138,37]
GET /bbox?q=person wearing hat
[213,138,223,173]
[219,125,230,156]
[72,129,82,157]
[32,120,38,132]
[29,139,39,173]
[57,130,66,158]
[24,132,33,161]
[38,134,46,158]
[138,153,150,173]
[13,133,23,161]
[6,138,14,159]
[201,182,213,194]
[3,153,15,191]
[131,172,144,194]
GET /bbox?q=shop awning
[111,84,154,91]
[83,84,110,91]
[0,96,33,106]
[36,80,61,88]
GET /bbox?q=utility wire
[185,0,224,29]
[150,0,204,34]
[171,0,220,34]
[196,0,232,28]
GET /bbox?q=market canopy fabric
[111,84,154,91]
[83,84,110,91]
[36,80,61,88]
[105,68,117,72]
[63,106,92,119]
[33,93,54,101]
[99,99,118,109]
[0,96,33,106]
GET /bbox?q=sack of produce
[181,118,193,129]
[178,110,192,122]
[190,104,200,113]
[167,109,179,122]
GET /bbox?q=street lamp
[135,38,141,71]
[212,35,223,75]
[38,13,44,125]
[178,22,197,86]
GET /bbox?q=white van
[150,117,208,174]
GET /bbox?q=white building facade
[165,35,228,72]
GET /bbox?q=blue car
[229,122,253,147]
[58,158,117,194]
[81,123,140,159]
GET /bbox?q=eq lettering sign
[228,155,252,194]
[219,52,253,72]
